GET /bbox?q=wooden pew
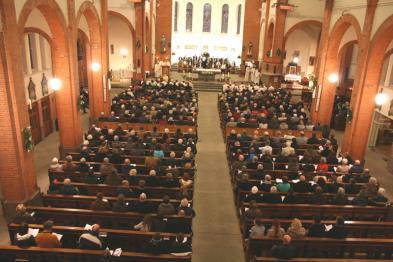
[54,182,193,199]
[240,218,393,239]
[25,206,192,231]
[224,126,323,139]
[56,161,196,175]
[41,194,188,210]
[97,121,197,133]
[49,171,193,185]
[248,237,393,259]
[68,152,195,166]
[236,190,358,207]
[0,245,191,262]
[255,257,393,262]
[240,202,389,221]
[8,223,191,252]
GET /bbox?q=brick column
[310,0,334,123]
[100,0,110,115]
[341,0,379,160]
[260,0,288,87]
[0,0,38,210]
[242,0,262,61]
[134,1,145,80]
[54,0,83,152]
[155,0,172,62]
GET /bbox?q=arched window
[174,1,179,32]
[221,4,229,33]
[236,4,242,34]
[202,3,212,33]
[186,2,193,32]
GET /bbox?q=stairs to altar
[192,81,223,92]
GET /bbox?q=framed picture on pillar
[309,56,315,66]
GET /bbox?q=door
[41,96,52,137]
[29,102,42,144]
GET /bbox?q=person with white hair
[49,157,63,172]
[336,158,350,173]
[371,187,389,205]
[262,186,282,204]
[177,198,196,217]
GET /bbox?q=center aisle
[192,92,245,261]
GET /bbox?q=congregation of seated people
[219,84,321,131]
[219,83,393,260]
[99,80,198,125]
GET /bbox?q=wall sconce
[328,73,339,84]
[120,48,128,58]
[292,56,299,64]
[375,92,388,106]
[91,62,101,72]
[49,77,62,91]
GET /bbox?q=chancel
[0,0,393,262]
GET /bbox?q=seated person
[277,176,291,192]
[177,198,196,217]
[250,218,265,238]
[170,233,192,255]
[130,193,153,214]
[112,194,128,212]
[35,220,61,248]
[60,178,79,195]
[331,187,349,205]
[13,204,34,224]
[84,169,99,184]
[271,235,297,259]
[326,216,347,238]
[134,215,153,232]
[62,155,77,173]
[157,195,176,216]
[262,186,282,204]
[78,224,104,250]
[117,180,134,197]
[90,193,111,211]
[14,222,36,248]
[307,216,326,237]
[78,158,90,173]
[286,218,306,238]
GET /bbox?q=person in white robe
[254,69,260,85]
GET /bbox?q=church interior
[1,0,393,261]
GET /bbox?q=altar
[194,68,222,81]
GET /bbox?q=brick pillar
[143,1,152,75]
[0,0,38,209]
[100,0,110,115]
[242,0,262,63]
[341,1,378,160]
[260,0,288,87]
[54,0,83,152]
[310,0,334,124]
[155,0,172,62]
[134,1,145,80]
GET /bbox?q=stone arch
[315,14,362,125]
[76,1,106,118]
[283,20,322,47]
[18,0,83,150]
[264,22,275,59]
[108,11,136,65]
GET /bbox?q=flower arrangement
[23,127,34,152]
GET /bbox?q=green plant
[346,108,353,124]
[23,127,34,152]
